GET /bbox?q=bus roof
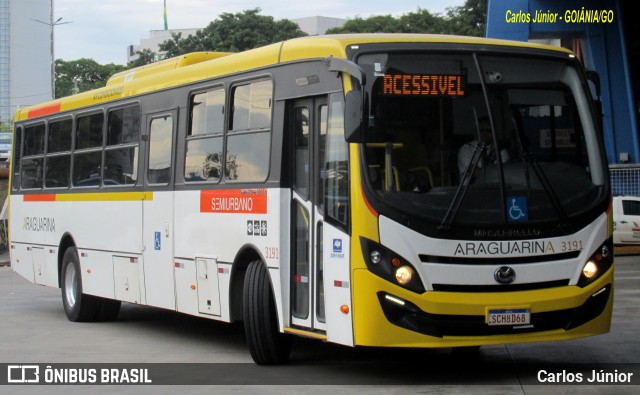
[14,34,573,122]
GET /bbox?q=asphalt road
[0,255,639,394]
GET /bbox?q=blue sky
[54,0,465,65]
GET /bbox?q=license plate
[486,308,531,326]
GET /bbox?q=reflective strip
[334,280,350,288]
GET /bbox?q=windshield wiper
[512,117,532,191]
[440,53,509,230]
[439,142,485,230]
[525,154,570,229]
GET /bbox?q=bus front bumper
[351,266,613,348]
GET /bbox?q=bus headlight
[360,237,425,293]
[370,250,382,265]
[578,238,613,287]
[395,266,414,285]
[582,261,598,279]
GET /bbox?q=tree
[445,0,488,37]
[327,9,447,34]
[326,1,487,36]
[127,49,158,68]
[55,59,126,98]
[0,120,11,134]
[327,15,401,33]
[159,8,307,58]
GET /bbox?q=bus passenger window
[45,156,71,188]
[148,116,173,185]
[226,132,270,182]
[76,113,104,149]
[11,126,22,190]
[102,106,140,186]
[45,119,72,189]
[21,123,45,189]
[48,119,72,153]
[104,147,137,185]
[23,123,45,156]
[231,80,272,131]
[108,106,140,145]
[73,151,102,187]
[190,89,224,136]
[185,137,223,182]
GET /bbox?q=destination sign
[382,73,466,97]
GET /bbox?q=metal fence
[610,164,640,197]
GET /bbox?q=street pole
[31,0,71,99]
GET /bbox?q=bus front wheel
[243,260,292,364]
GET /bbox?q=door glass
[148,116,173,184]
[316,222,325,322]
[294,107,310,198]
[292,201,310,319]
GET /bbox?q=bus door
[290,97,327,332]
[142,110,177,310]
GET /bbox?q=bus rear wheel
[61,247,104,322]
[243,260,292,364]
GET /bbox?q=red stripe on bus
[361,184,378,218]
[28,102,62,118]
[24,194,56,202]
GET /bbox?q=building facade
[0,0,52,126]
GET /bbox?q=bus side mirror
[344,90,365,143]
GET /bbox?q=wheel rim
[64,262,77,307]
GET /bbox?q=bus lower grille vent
[431,280,570,292]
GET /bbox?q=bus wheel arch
[229,246,262,323]
[58,235,121,322]
[60,246,102,322]
[57,233,77,289]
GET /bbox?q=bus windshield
[357,51,607,227]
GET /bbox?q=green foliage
[326,0,487,36]
[0,121,11,133]
[55,58,126,98]
[159,8,307,58]
[445,0,488,37]
[127,49,158,68]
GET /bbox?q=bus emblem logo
[494,266,516,284]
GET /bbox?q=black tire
[243,260,292,364]
[60,247,102,322]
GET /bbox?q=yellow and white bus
[9,34,613,364]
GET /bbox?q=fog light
[370,250,382,265]
[395,266,414,285]
[583,261,598,279]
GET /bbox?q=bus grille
[431,280,570,292]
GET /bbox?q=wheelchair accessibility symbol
[507,196,528,222]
